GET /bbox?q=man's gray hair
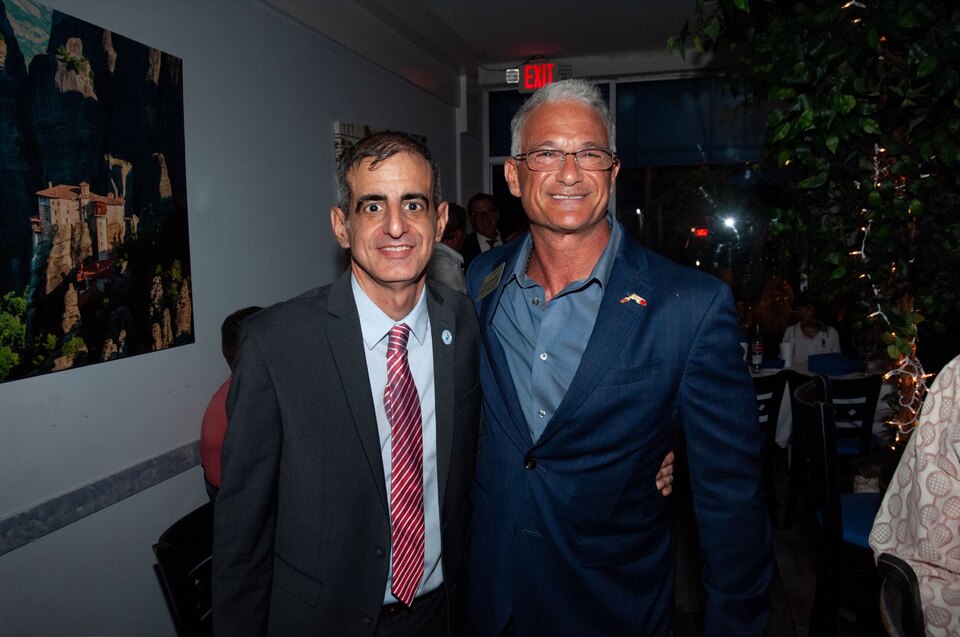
[509,79,616,156]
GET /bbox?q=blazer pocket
[595,359,664,387]
[273,552,323,607]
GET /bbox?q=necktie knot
[388,323,410,353]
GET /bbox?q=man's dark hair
[222,306,262,371]
[336,131,442,213]
[467,192,496,215]
[442,203,467,241]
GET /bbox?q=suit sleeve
[212,324,282,636]
[678,283,774,636]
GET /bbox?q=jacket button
[525,458,537,470]
[361,615,372,627]
[375,546,385,558]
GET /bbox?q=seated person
[870,353,960,635]
[200,305,261,499]
[781,294,840,365]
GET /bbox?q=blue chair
[791,377,882,636]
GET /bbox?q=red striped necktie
[384,323,425,606]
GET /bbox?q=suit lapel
[323,272,388,515]
[473,242,534,447]
[426,283,456,506]
[536,238,653,447]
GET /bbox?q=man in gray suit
[212,132,480,636]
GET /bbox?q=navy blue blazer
[465,226,773,637]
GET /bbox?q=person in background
[870,353,960,636]
[460,193,502,269]
[426,202,467,293]
[212,131,480,636]
[465,79,771,636]
[200,305,262,500]
[781,293,841,365]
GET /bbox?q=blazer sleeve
[212,323,282,636]
[678,283,774,636]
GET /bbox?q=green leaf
[908,199,923,215]
[898,13,921,28]
[866,27,880,51]
[868,190,882,207]
[835,94,857,114]
[777,149,792,166]
[825,134,839,154]
[771,122,792,143]
[917,55,939,79]
[772,87,797,100]
[797,171,828,188]
[798,108,815,130]
[732,0,750,12]
[887,344,900,359]
[830,264,848,280]
[860,117,880,134]
[704,15,721,41]
[936,68,959,98]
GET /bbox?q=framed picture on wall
[0,0,193,383]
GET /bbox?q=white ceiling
[417,0,698,66]
[261,0,700,104]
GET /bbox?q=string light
[853,142,928,438]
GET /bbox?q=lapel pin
[441,329,453,345]
[620,293,647,306]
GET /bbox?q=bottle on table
[750,323,764,371]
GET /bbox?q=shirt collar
[351,274,429,350]
[508,212,621,290]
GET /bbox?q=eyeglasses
[513,148,618,172]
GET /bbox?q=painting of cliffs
[0,0,192,383]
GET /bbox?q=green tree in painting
[0,292,28,381]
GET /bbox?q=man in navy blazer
[465,80,773,636]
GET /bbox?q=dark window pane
[488,84,612,158]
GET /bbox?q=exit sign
[520,62,554,92]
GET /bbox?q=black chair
[877,552,925,637]
[828,374,884,457]
[790,377,883,636]
[752,370,788,525]
[153,501,214,637]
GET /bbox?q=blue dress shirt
[491,215,621,441]
[352,276,443,604]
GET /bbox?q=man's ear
[330,207,350,249]
[434,201,449,242]
[504,160,522,197]
[609,159,621,193]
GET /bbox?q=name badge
[476,263,505,301]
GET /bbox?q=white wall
[0,1,456,634]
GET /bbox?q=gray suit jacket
[212,272,481,636]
